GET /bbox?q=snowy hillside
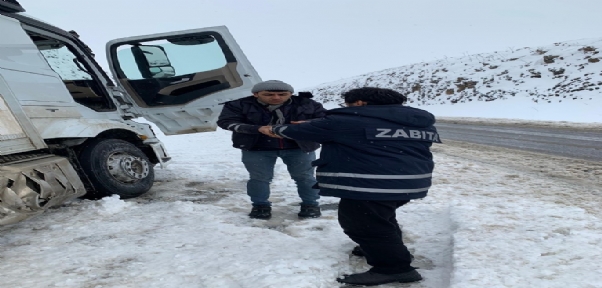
[307,38,602,122]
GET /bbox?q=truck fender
[39,118,171,168]
[38,118,145,139]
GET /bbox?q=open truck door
[107,26,261,135]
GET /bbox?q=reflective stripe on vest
[318,183,430,193]
[316,172,431,179]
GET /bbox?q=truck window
[28,33,115,112]
[117,40,227,79]
[40,46,93,80]
[111,33,243,107]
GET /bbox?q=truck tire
[78,138,154,199]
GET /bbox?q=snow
[424,96,602,124]
[1,125,601,287]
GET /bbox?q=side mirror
[131,45,176,78]
[149,66,176,78]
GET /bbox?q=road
[435,121,602,162]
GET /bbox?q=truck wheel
[79,138,154,199]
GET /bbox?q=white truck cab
[0,0,261,225]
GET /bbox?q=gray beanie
[252,80,294,93]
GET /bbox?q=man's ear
[253,93,259,97]
[357,100,368,106]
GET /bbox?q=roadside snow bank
[449,197,602,288]
[431,142,602,288]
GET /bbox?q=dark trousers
[338,198,414,274]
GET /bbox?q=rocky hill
[308,38,602,107]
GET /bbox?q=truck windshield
[28,33,115,111]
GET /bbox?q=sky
[19,0,602,89]
[1,116,601,288]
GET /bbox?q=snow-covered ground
[1,124,600,288]
[424,95,602,124]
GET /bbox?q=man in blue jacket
[217,80,327,220]
[266,87,440,286]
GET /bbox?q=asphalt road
[435,122,602,162]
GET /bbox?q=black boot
[249,205,271,219]
[298,204,321,218]
[336,270,422,286]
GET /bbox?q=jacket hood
[328,105,436,127]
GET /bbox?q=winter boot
[298,204,321,218]
[249,205,271,219]
[336,270,422,286]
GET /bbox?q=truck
[0,0,261,225]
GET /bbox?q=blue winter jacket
[272,105,440,201]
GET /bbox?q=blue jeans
[241,149,320,206]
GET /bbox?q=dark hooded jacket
[272,105,440,201]
[217,93,327,152]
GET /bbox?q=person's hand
[258,126,282,138]
[291,121,308,124]
[258,126,272,136]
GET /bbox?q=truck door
[107,26,262,135]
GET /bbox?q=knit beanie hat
[251,80,294,93]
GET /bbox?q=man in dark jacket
[267,87,440,286]
[217,80,327,220]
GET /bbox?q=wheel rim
[106,152,150,183]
